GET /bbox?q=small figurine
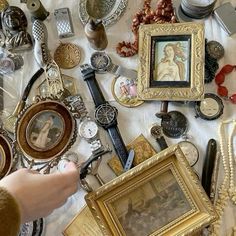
[1,6,32,51]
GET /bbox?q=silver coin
[206,40,224,60]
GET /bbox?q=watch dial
[95,104,117,126]
[195,93,224,120]
[150,125,162,139]
[90,52,110,71]
[199,97,219,117]
[79,120,98,139]
[179,141,199,167]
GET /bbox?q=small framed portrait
[85,144,217,235]
[0,128,14,179]
[16,98,77,160]
[111,75,144,107]
[137,22,205,101]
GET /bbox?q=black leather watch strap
[80,64,105,107]
[156,136,168,150]
[107,126,128,168]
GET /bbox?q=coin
[0,0,8,12]
[161,111,188,138]
[54,43,81,69]
[206,40,224,60]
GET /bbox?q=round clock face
[95,104,117,126]
[178,141,199,167]
[195,93,224,120]
[90,52,110,72]
[79,120,98,139]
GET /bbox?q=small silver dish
[78,0,128,27]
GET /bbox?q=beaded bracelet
[215,64,236,103]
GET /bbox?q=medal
[54,42,81,69]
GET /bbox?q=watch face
[150,125,163,139]
[95,104,117,126]
[90,51,110,73]
[79,119,98,139]
[195,93,224,120]
[178,141,199,167]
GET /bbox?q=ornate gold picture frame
[16,97,77,160]
[137,22,205,101]
[85,145,217,236]
[0,128,14,179]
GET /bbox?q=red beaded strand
[116,0,177,57]
[215,64,236,104]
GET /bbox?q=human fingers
[43,162,79,195]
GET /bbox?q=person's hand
[0,162,79,223]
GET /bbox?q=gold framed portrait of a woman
[137,22,205,101]
[15,97,77,160]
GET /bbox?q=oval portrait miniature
[26,111,65,152]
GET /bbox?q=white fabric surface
[4,0,236,235]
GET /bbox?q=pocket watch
[194,93,224,120]
[90,51,137,79]
[178,140,199,167]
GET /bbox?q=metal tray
[78,0,128,27]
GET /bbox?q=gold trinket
[0,0,8,12]
[54,42,81,69]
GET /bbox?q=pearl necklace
[211,120,236,234]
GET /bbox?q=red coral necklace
[215,64,236,104]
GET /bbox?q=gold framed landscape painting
[85,145,217,236]
[137,22,205,101]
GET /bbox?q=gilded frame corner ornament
[137,22,205,101]
[85,144,217,236]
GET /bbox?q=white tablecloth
[5,0,236,235]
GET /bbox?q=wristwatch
[79,117,105,154]
[150,124,168,150]
[90,51,137,80]
[79,64,129,168]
